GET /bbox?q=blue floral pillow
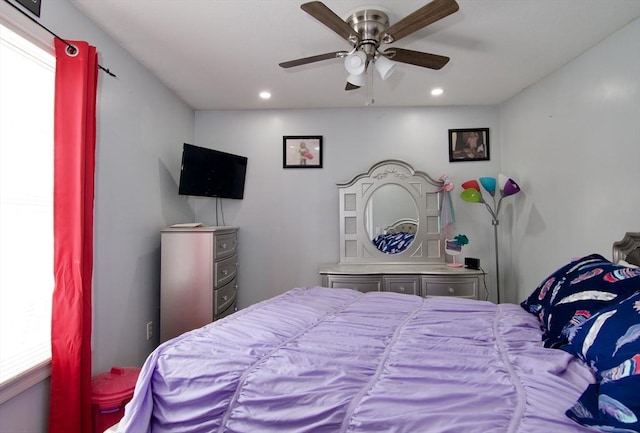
[521,254,640,348]
[562,292,640,431]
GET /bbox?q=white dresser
[160,226,238,342]
[320,160,486,301]
[319,263,484,299]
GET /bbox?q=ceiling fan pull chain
[366,67,375,106]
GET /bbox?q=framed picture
[283,136,323,168]
[448,128,490,162]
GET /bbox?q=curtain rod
[2,0,117,77]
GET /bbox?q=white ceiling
[70,0,640,111]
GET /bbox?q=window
[0,22,55,403]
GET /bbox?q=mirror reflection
[365,184,418,254]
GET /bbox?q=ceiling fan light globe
[344,51,367,75]
[347,72,366,87]
[374,55,396,80]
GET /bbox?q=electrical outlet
[146,321,153,340]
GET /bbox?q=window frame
[0,9,55,404]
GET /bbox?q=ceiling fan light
[346,72,366,87]
[374,55,396,80]
[344,51,366,75]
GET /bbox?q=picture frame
[448,128,490,162]
[283,136,323,168]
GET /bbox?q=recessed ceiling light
[259,91,271,99]
[431,88,444,96]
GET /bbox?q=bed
[116,233,640,433]
[371,218,417,254]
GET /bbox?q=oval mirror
[365,184,418,254]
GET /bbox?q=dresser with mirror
[319,160,485,300]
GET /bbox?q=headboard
[613,232,640,266]
[384,218,418,235]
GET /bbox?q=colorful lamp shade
[461,174,521,219]
[498,174,521,197]
[460,187,483,203]
[479,177,497,197]
[459,174,521,304]
[461,179,481,192]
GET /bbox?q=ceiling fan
[279,0,460,90]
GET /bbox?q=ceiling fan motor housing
[346,9,389,59]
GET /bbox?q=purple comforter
[117,287,597,433]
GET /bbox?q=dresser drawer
[214,255,238,287]
[217,299,237,320]
[214,277,237,316]
[421,276,478,299]
[383,276,420,296]
[214,232,237,260]
[324,275,382,293]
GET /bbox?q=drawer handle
[221,243,227,249]
[448,287,455,294]
[222,295,229,301]
[222,269,228,275]
[399,286,405,293]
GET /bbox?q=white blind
[0,23,55,386]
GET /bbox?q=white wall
[0,0,195,431]
[194,106,502,308]
[501,18,640,303]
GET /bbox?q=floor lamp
[460,175,521,304]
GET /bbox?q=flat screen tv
[178,143,248,199]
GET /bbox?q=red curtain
[48,39,97,433]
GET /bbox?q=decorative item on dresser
[159,225,238,342]
[319,159,485,299]
[445,233,468,267]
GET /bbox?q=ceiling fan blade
[345,82,360,91]
[301,1,359,43]
[382,0,459,43]
[383,48,450,70]
[279,51,348,68]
